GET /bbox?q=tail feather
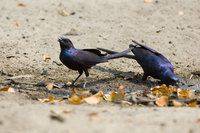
[97,47,135,59]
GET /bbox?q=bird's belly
[60,55,81,70]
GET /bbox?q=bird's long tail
[97,45,136,59]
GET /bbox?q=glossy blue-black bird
[58,37,133,88]
[97,40,179,85]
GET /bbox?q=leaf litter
[1,83,200,107]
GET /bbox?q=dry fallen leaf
[0,87,15,93]
[155,96,168,107]
[43,55,51,61]
[121,101,132,105]
[71,88,90,96]
[197,118,200,123]
[46,83,54,90]
[50,110,73,114]
[188,99,197,107]
[18,3,26,7]
[178,89,193,99]
[151,84,177,97]
[38,96,64,103]
[58,9,69,16]
[106,91,125,102]
[68,95,83,104]
[83,95,102,104]
[14,20,20,26]
[172,100,184,107]
[118,85,125,90]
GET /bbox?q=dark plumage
[97,40,178,84]
[58,37,133,88]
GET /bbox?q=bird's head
[162,69,179,85]
[58,37,74,50]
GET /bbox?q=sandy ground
[0,0,200,133]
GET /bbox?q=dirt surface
[0,0,200,133]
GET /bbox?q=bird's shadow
[74,66,157,88]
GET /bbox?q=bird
[97,40,179,85]
[58,37,133,88]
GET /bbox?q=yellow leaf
[151,84,177,97]
[43,55,51,61]
[83,95,102,104]
[188,99,197,107]
[109,91,125,102]
[0,87,15,93]
[71,88,90,96]
[103,94,112,102]
[46,83,54,90]
[172,100,184,107]
[118,85,125,90]
[38,96,64,103]
[178,89,192,99]
[93,90,104,97]
[155,96,168,107]
[68,95,83,104]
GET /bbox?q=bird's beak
[58,37,62,43]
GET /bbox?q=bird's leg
[83,70,89,88]
[71,70,83,86]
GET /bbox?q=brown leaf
[188,99,197,107]
[156,96,168,107]
[197,118,200,123]
[14,20,20,26]
[172,100,184,107]
[118,85,125,90]
[68,95,83,104]
[18,3,26,7]
[178,89,193,99]
[71,88,90,96]
[50,110,73,114]
[111,91,125,102]
[46,83,54,90]
[0,87,15,93]
[151,84,177,97]
[43,55,51,61]
[38,96,64,103]
[83,95,102,104]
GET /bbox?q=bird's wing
[73,50,107,67]
[132,40,171,64]
[82,49,107,56]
